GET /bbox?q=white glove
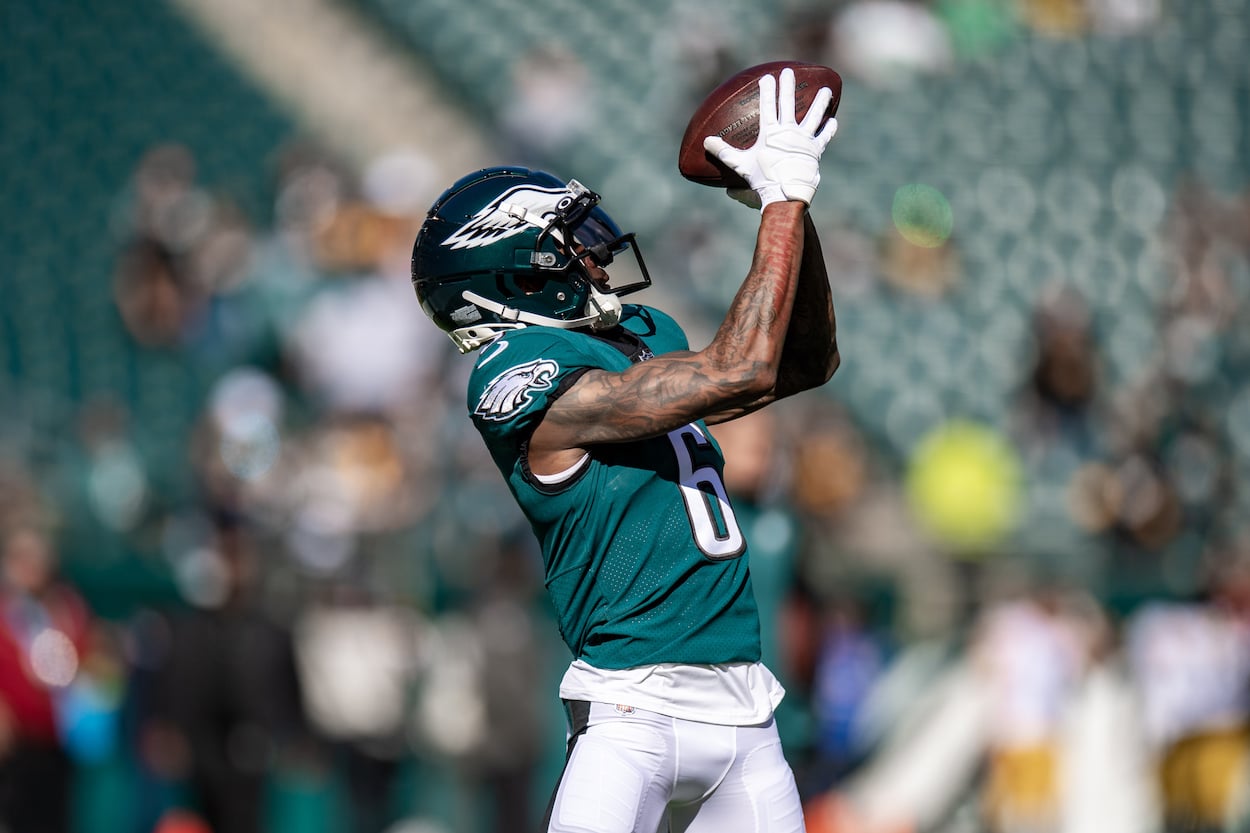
[703,68,839,210]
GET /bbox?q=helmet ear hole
[513,274,546,294]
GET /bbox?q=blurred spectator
[972,584,1095,833]
[1016,287,1100,436]
[880,232,961,301]
[1021,285,1100,447]
[1010,286,1115,577]
[115,144,207,255]
[396,532,552,833]
[112,143,257,355]
[114,238,201,350]
[283,269,441,418]
[1125,544,1250,832]
[0,525,92,833]
[294,589,423,833]
[806,594,888,792]
[252,140,355,301]
[143,513,307,833]
[191,367,288,520]
[77,396,151,535]
[882,186,960,298]
[826,0,955,89]
[460,534,548,833]
[1166,182,1250,331]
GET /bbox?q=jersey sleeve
[621,304,690,354]
[465,329,603,450]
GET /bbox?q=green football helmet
[411,166,652,353]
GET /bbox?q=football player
[411,68,839,832]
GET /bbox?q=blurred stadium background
[2,0,1249,831]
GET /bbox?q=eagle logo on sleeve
[474,359,560,421]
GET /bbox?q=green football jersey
[466,304,761,670]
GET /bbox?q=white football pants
[544,701,806,833]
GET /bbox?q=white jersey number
[668,425,745,559]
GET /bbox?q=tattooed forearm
[705,204,804,367]
[775,212,838,397]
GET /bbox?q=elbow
[723,362,778,402]
[704,346,777,400]
[788,345,839,396]
[823,345,841,383]
[770,342,839,401]
[741,366,779,401]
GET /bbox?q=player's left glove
[703,67,839,210]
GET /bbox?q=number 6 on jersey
[668,424,745,559]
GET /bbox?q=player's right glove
[703,67,839,210]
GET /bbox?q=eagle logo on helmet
[474,358,560,421]
[444,184,574,251]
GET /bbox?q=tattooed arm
[690,213,838,423]
[528,201,813,475]
[773,211,839,399]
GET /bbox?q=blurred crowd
[4,0,1250,832]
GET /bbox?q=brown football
[678,61,842,189]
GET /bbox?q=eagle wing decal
[444,184,570,250]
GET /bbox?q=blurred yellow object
[1160,726,1250,828]
[1018,0,1088,35]
[983,743,1059,832]
[905,420,1021,555]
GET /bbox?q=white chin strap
[461,285,622,329]
[449,286,623,353]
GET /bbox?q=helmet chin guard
[411,167,650,353]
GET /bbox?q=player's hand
[703,67,838,210]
